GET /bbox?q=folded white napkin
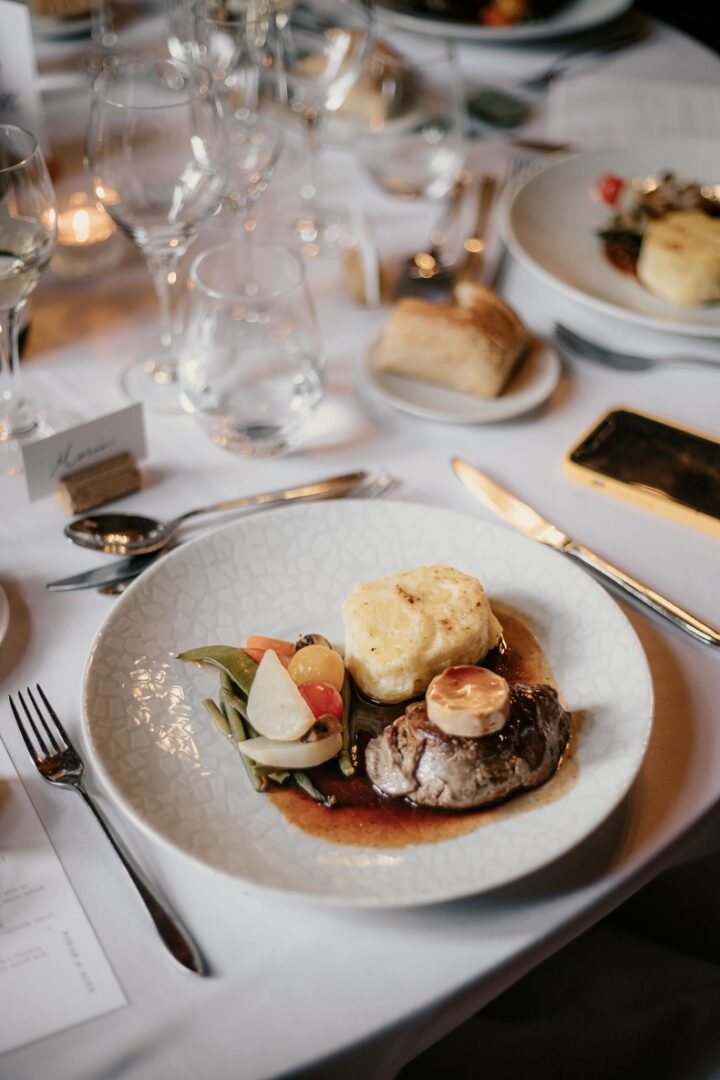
[545,73,720,145]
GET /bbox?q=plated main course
[179,565,571,845]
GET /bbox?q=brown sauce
[268,605,578,848]
[603,238,638,278]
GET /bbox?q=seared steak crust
[364,682,570,810]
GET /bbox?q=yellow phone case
[563,406,720,540]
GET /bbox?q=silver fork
[9,685,208,976]
[554,323,720,373]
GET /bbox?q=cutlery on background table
[453,175,498,287]
[395,170,471,298]
[554,323,720,373]
[48,471,398,593]
[64,469,372,555]
[451,457,720,648]
[9,685,208,976]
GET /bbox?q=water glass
[357,45,467,200]
[179,243,324,456]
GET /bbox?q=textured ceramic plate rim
[82,501,653,907]
[366,338,561,423]
[504,139,720,338]
[375,0,631,42]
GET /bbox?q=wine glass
[86,58,224,414]
[0,125,66,476]
[192,0,287,234]
[281,0,373,256]
[179,242,324,456]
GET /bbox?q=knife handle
[565,543,720,648]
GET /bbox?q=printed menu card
[0,734,126,1055]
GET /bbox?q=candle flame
[73,209,91,244]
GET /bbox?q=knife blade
[47,548,167,592]
[451,457,720,649]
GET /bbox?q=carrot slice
[242,647,291,668]
[246,635,295,657]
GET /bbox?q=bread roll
[637,209,720,306]
[342,565,503,704]
[375,284,529,398]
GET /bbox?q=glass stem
[303,107,324,220]
[0,303,27,435]
[146,250,181,376]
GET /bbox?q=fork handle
[77,784,209,975]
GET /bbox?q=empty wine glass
[192,0,287,233]
[282,0,373,255]
[86,58,224,413]
[179,242,324,456]
[0,124,70,475]
[357,44,467,200]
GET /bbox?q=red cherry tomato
[597,174,625,206]
[297,681,344,721]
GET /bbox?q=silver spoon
[95,471,398,595]
[64,470,370,556]
[395,170,470,297]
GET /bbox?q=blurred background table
[2,6,720,1078]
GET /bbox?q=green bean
[338,674,355,778]
[223,694,267,792]
[221,688,249,723]
[202,698,231,739]
[294,770,336,808]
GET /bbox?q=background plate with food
[374,0,632,43]
[504,139,720,338]
[83,501,652,906]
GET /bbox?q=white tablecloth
[2,12,720,1079]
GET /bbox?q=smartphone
[564,407,720,539]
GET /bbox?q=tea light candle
[52,192,124,280]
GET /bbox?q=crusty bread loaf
[375,283,530,398]
[637,209,720,306]
[343,565,503,704]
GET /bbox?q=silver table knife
[452,457,720,649]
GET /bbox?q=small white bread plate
[83,501,652,906]
[366,337,561,423]
[376,0,631,43]
[505,139,720,338]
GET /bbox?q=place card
[21,403,147,502]
[0,0,49,153]
[0,734,126,1055]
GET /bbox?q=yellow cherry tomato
[287,644,345,691]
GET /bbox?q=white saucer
[366,337,561,423]
[0,585,9,650]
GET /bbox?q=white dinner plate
[504,139,720,338]
[0,585,8,649]
[376,0,631,43]
[83,501,652,906]
[366,337,562,423]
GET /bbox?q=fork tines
[9,684,73,762]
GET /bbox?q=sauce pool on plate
[268,605,578,848]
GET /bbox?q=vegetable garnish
[178,632,355,806]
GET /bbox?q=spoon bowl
[65,513,172,555]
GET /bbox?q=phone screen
[569,409,720,520]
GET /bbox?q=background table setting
[1,0,720,1076]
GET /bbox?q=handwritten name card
[21,403,147,501]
